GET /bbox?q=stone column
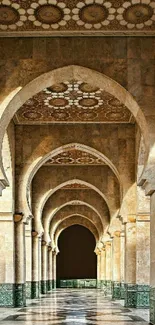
[52,250,57,289]
[136,214,150,308]
[0,213,15,307]
[112,232,121,299]
[25,223,32,299]
[32,231,40,298]
[41,240,48,294]
[100,247,106,290]
[96,249,101,288]
[14,213,26,307]
[120,229,125,299]
[48,246,53,291]
[124,216,136,307]
[105,241,112,294]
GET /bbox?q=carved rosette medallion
[72,0,116,29]
[0,1,26,30]
[28,0,71,29]
[116,1,155,29]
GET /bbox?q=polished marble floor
[0,289,150,325]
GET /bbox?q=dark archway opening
[57,224,97,282]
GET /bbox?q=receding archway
[57,224,97,282]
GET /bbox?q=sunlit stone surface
[0,289,149,325]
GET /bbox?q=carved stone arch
[0,66,148,219]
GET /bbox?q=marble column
[136,214,150,308]
[120,229,125,299]
[32,231,40,298]
[100,247,106,290]
[41,240,48,294]
[124,216,136,307]
[52,250,57,289]
[25,223,32,299]
[0,213,15,306]
[14,214,26,307]
[112,232,121,299]
[105,241,112,294]
[48,246,53,291]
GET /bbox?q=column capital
[48,245,52,251]
[114,230,121,237]
[14,213,24,223]
[32,230,38,237]
[41,240,47,246]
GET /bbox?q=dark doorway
[57,224,97,280]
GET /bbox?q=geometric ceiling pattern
[0,0,155,35]
[61,183,90,190]
[45,149,105,165]
[14,80,134,124]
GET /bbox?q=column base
[112,281,121,299]
[26,281,32,299]
[52,279,56,289]
[41,280,48,294]
[150,287,155,324]
[31,281,40,299]
[125,284,150,308]
[14,284,26,307]
[121,282,125,299]
[105,280,112,295]
[48,280,53,291]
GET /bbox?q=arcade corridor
[0,289,149,325]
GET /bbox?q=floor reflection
[0,289,149,325]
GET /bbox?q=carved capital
[14,213,23,223]
[32,230,38,237]
[41,240,46,246]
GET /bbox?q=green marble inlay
[41,280,48,294]
[112,281,121,299]
[31,281,40,299]
[136,285,150,308]
[58,279,97,288]
[124,283,137,307]
[26,281,32,299]
[14,283,26,307]
[0,283,14,307]
[125,284,150,308]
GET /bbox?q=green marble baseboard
[136,285,150,308]
[14,283,26,307]
[41,280,48,294]
[0,284,14,307]
[31,281,40,299]
[57,279,97,288]
[125,284,150,308]
[112,281,121,299]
